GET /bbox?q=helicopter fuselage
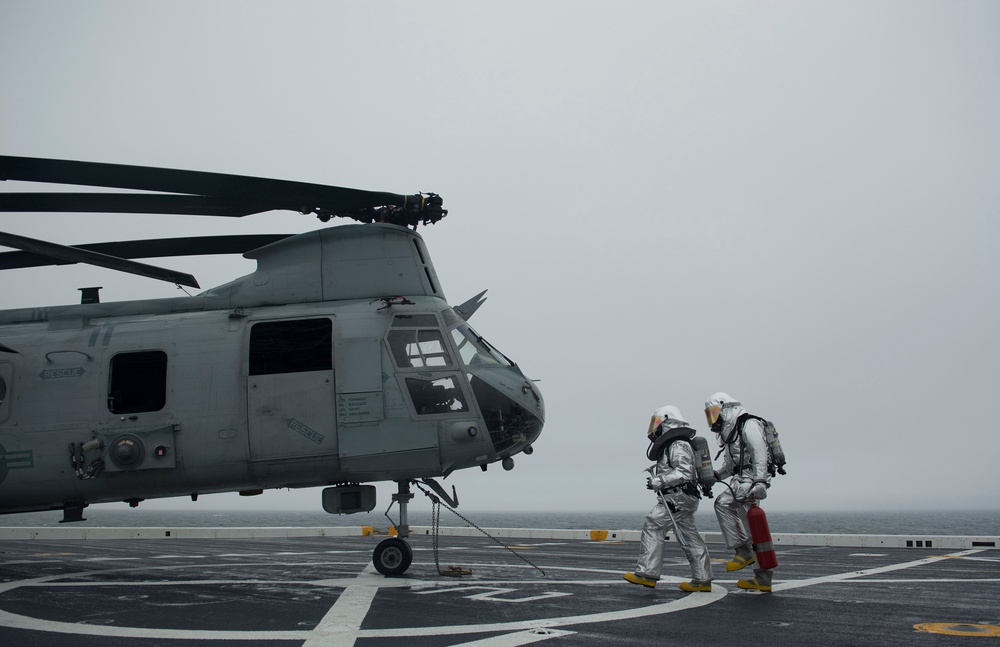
[0,224,544,516]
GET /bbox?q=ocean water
[2,508,998,536]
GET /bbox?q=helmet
[647,405,689,439]
[704,392,735,429]
[704,392,746,443]
[646,405,694,461]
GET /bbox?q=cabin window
[388,329,453,368]
[108,351,168,414]
[404,375,469,415]
[249,318,332,376]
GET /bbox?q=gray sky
[2,1,998,515]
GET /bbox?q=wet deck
[1,527,998,645]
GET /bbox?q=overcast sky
[2,2,998,517]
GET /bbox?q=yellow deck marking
[914,623,1000,637]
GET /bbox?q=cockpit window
[405,375,469,415]
[450,324,513,367]
[388,329,453,368]
[468,374,541,453]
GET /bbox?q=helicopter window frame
[249,318,333,376]
[107,350,168,415]
[402,373,470,416]
[449,324,512,368]
[387,328,454,369]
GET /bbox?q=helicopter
[0,155,544,575]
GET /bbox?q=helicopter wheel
[373,537,413,576]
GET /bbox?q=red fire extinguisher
[747,503,778,570]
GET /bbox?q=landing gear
[369,478,540,578]
[373,480,415,576]
[373,537,413,576]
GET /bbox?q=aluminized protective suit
[707,392,773,586]
[634,406,713,584]
[710,393,770,501]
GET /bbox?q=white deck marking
[300,564,382,647]
[352,587,727,638]
[416,586,572,603]
[772,549,984,592]
[957,555,1000,563]
[450,628,576,645]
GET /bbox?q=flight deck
[1,526,998,646]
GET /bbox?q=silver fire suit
[713,400,771,579]
[635,437,713,583]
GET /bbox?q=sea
[1,508,998,536]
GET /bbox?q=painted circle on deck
[914,623,1000,637]
[0,559,727,642]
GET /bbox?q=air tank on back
[690,435,716,497]
[763,421,786,475]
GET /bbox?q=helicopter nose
[467,371,543,456]
[521,380,544,422]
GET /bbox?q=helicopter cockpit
[385,308,543,461]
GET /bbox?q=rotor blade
[0,231,199,288]
[0,234,292,270]
[0,193,278,217]
[0,155,417,213]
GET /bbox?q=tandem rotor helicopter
[0,155,544,575]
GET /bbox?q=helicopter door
[246,318,337,460]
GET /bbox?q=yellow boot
[736,576,772,592]
[725,553,756,572]
[623,572,657,588]
[678,581,712,592]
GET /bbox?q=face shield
[647,413,665,439]
[705,405,722,431]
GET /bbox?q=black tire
[373,537,413,576]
